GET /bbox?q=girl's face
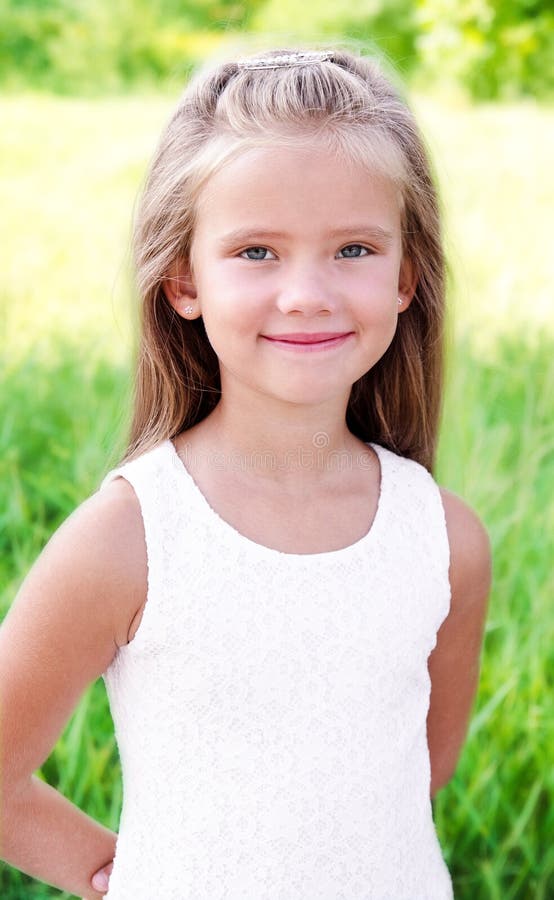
[168,142,415,410]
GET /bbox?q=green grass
[1,93,553,898]
[436,332,554,898]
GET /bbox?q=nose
[275,264,337,316]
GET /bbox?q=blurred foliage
[252,0,554,99]
[0,0,552,98]
[415,0,554,101]
[0,0,264,93]
[248,0,421,80]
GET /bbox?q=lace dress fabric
[98,440,453,899]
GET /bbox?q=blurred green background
[1,0,553,99]
[1,1,553,898]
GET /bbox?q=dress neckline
[163,437,389,562]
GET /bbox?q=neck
[181,393,370,489]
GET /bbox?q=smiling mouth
[262,331,352,344]
[261,332,354,351]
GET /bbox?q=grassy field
[1,92,553,898]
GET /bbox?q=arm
[0,478,147,899]
[427,487,492,799]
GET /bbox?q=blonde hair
[121,48,446,472]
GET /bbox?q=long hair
[120,47,446,472]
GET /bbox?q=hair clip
[237,51,334,71]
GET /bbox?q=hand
[91,860,113,894]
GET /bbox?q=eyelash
[238,243,373,261]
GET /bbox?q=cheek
[201,269,266,328]
[198,291,259,360]
[356,260,401,320]
[354,290,400,365]
[356,286,397,326]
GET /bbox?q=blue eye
[240,247,275,260]
[337,244,370,259]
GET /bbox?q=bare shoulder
[0,475,147,792]
[426,488,492,794]
[4,474,147,653]
[62,475,148,648]
[439,487,492,609]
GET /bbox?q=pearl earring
[397,297,402,306]
[183,305,194,314]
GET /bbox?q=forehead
[194,142,403,238]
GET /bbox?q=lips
[262,332,352,344]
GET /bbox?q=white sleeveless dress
[98,439,454,899]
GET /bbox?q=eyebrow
[217,225,395,247]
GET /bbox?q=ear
[397,256,418,313]
[162,260,201,320]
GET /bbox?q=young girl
[0,48,491,899]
